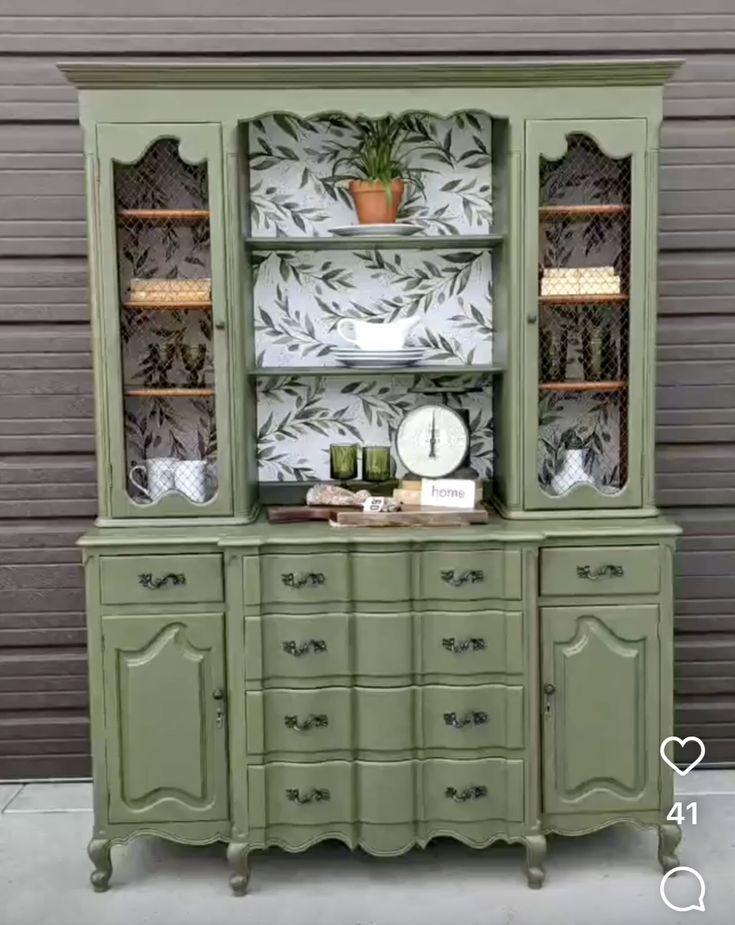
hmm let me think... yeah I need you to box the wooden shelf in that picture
[117,209,210,222]
[123,300,212,311]
[250,365,503,379]
[539,294,628,306]
[125,388,214,398]
[539,204,629,218]
[245,233,504,252]
[539,381,627,393]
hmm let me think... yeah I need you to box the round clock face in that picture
[395,405,469,479]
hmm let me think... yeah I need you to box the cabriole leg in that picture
[88,837,112,892]
[524,835,546,890]
[227,842,250,896]
[658,823,682,873]
[524,834,547,889]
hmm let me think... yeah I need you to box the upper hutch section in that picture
[61,59,679,524]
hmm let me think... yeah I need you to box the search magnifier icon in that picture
[660,867,706,913]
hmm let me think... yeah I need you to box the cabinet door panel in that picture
[542,605,660,814]
[524,119,648,511]
[97,123,232,517]
[103,612,228,823]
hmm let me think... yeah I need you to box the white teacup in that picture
[174,459,209,503]
[337,317,417,351]
[129,457,177,502]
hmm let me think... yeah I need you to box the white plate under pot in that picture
[329,223,423,238]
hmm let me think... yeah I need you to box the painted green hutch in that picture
[61,57,682,894]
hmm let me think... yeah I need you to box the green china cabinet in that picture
[62,57,682,894]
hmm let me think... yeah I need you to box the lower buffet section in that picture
[80,520,681,895]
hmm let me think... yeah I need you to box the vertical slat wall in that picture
[1,1,734,776]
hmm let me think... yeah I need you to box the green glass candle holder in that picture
[329,443,358,481]
[362,445,392,483]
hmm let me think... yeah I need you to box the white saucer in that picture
[329,223,423,238]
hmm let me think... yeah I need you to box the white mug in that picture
[337,317,417,351]
[129,457,177,502]
[174,459,209,503]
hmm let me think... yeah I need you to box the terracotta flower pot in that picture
[348,179,405,225]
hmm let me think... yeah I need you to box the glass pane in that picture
[536,134,631,498]
[114,138,218,505]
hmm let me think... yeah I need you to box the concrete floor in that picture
[1,773,735,925]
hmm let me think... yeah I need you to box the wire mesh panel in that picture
[115,138,218,505]
[536,134,631,498]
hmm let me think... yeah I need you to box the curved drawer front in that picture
[250,761,352,826]
[100,554,223,606]
[422,757,525,823]
[418,549,521,602]
[246,611,523,685]
[540,545,660,597]
[247,613,351,682]
[246,685,524,757]
[245,551,411,608]
[247,758,525,829]
[421,611,524,677]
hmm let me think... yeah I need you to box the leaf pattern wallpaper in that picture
[257,374,494,482]
[248,112,496,481]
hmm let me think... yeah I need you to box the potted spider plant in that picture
[331,116,426,225]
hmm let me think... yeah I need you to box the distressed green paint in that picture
[541,605,660,815]
[66,59,680,894]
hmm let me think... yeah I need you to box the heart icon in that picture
[660,736,706,776]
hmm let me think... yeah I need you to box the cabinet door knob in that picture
[214,319,226,330]
[543,683,556,696]
[213,688,225,701]
[527,312,538,324]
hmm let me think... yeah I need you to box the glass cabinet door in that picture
[97,125,231,517]
[524,120,647,510]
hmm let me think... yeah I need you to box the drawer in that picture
[422,758,525,823]
[246,685,524,756]
[249,761,352,826]
[245,551,412,607]
[422,685,524,750]
[421,611,524,676]
[540,546,660,597]
[250,614,350,682]
[99,554,223,606]
[248,553,348,606]
[417,549,521,601]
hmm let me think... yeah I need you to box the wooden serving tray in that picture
[329,505,491,528]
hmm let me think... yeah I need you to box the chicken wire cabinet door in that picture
[523,120,649,512]
[96,124,232,517]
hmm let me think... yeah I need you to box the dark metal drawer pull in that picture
[441,569,485,587]
[443,710,489,729]
[284,714,329,732]
[282,639,327,657]
[138,572,186,591]
[576,564,624,581]
[282,572,326,589]
[442,636,486,654]
[445,785,487,803]
[285,788,330,805]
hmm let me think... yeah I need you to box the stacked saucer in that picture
[333,346,425,368]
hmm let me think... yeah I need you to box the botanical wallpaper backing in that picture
[248,112,495,480]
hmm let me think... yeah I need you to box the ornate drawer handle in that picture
[441,569,485,587]
[138,572,186,590]
[442,636,486,654]
[445,785,488,803]
[282,639,328,657]
[285,788,330,805]
[576,564,624,581]
[284,714,329,732]
[443,710,489,729]
[282,572,326,589]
